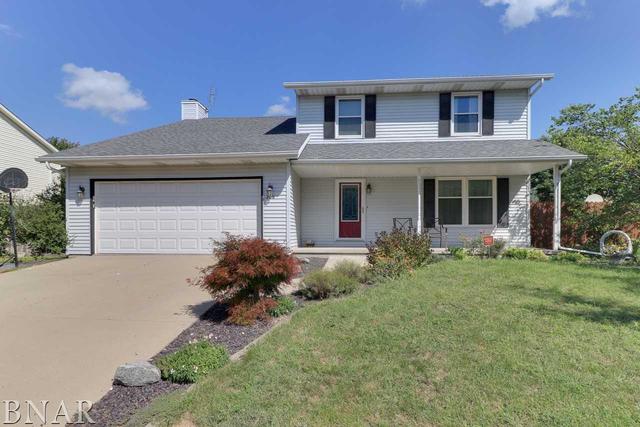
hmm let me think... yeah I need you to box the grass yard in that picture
[132,260,640,426]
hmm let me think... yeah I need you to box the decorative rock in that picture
[113,361,161,387]
[297,257,311,264]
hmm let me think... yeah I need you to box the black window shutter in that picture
[497,178,509,228]
[424,179,436,228]
[324,96,335,139]
[365,94,376,138]
[438,93,451,137]
[482,91,494,136]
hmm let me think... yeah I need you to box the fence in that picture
[530,201,639,249]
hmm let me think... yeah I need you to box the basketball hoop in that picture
[0,168,28,267]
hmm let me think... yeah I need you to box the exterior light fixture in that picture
[77,185,85,198]
[266,184,274,200]
[366,183,372,194]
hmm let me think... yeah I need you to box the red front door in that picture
[339,182,361,238]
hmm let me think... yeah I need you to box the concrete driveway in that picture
[0,255,213,417]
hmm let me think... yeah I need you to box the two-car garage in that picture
[93,179,261,254]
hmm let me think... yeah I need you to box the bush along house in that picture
[38,74,586,255]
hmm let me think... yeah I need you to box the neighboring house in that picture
[1,103,58,196]
[38,75,586,255]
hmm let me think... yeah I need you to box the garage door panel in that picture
[95,180,260,254]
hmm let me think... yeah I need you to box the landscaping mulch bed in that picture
[77,256,328,426]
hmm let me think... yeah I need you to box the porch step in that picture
[293,247,368,255]
[293,247,450,255]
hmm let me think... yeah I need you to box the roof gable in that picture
[0,103,57,153]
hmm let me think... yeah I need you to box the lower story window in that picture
[468,179,493,225]
[438,180,462,225]
[437,178,495,226]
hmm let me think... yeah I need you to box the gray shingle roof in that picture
[296,139,586,162]
[41,116,306,159]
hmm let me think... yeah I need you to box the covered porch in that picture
[290,143,585,250]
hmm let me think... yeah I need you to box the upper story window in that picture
[336,97,363,138]
[452,93,481,135]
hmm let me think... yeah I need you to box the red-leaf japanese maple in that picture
[191,234,300,303]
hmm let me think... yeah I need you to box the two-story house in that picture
[39,74,586,255]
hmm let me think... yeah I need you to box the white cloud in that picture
[482,0,584,29]
[60,63,148,123]
[265,96,294,116]
[0,24,20,37]
[398,0,426,7]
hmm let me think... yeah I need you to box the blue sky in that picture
[0,0,638,144]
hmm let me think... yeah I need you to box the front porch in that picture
[290,158,573,250]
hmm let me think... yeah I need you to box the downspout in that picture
[553,159,573,251]
[45,161,65,174]
[527,78,545,140]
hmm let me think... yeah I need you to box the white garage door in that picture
[95,180,260,254]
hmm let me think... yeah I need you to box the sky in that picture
[0,0,639,145]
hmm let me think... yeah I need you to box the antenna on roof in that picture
[208,85,216,113]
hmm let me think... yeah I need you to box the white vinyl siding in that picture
[493,175,531,247]
[0,112,53,197]
[493,90,529,139]
[65,164,289,255]
[299,175,530,248]
[296,90,529,143]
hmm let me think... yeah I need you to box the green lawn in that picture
[132,260,640,426]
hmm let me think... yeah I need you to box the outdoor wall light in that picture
[77,185,85,198]
[266,184,274,200]
[366,183,372,194]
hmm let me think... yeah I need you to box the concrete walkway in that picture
[0,255,213,420]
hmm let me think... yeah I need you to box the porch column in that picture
[552,164,561,250]
[417,175,423,233]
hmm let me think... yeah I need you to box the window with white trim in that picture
[468,179,493,225]
[336,97,363,137]
[437,178,495,226]
[452,94,480,135]
[438,180,463,225]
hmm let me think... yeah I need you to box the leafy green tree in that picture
[47,136,79,151]
[532,89,640,246]
[36,137,80,216]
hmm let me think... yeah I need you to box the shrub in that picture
[301,270,358,300]
[449,247,467,260]
[332,260,366,283]
[17,201,68,256]
[553,251,587,263]
[268,296,296,317]
[503,247,548,261]
[156,341,229,384]
[633,240,640,264]
[0,199,68,257]
[367,229,432,278]
[461,235,506,258]
[191,234,300,302]
[227,297,278,326]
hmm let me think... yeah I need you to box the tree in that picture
[36,137,80,216]
[532,89,640,246]
[47,136,79,151]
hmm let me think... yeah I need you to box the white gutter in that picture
[293,155,587,165]
[37,150,301,164]
[284,73,555,89]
